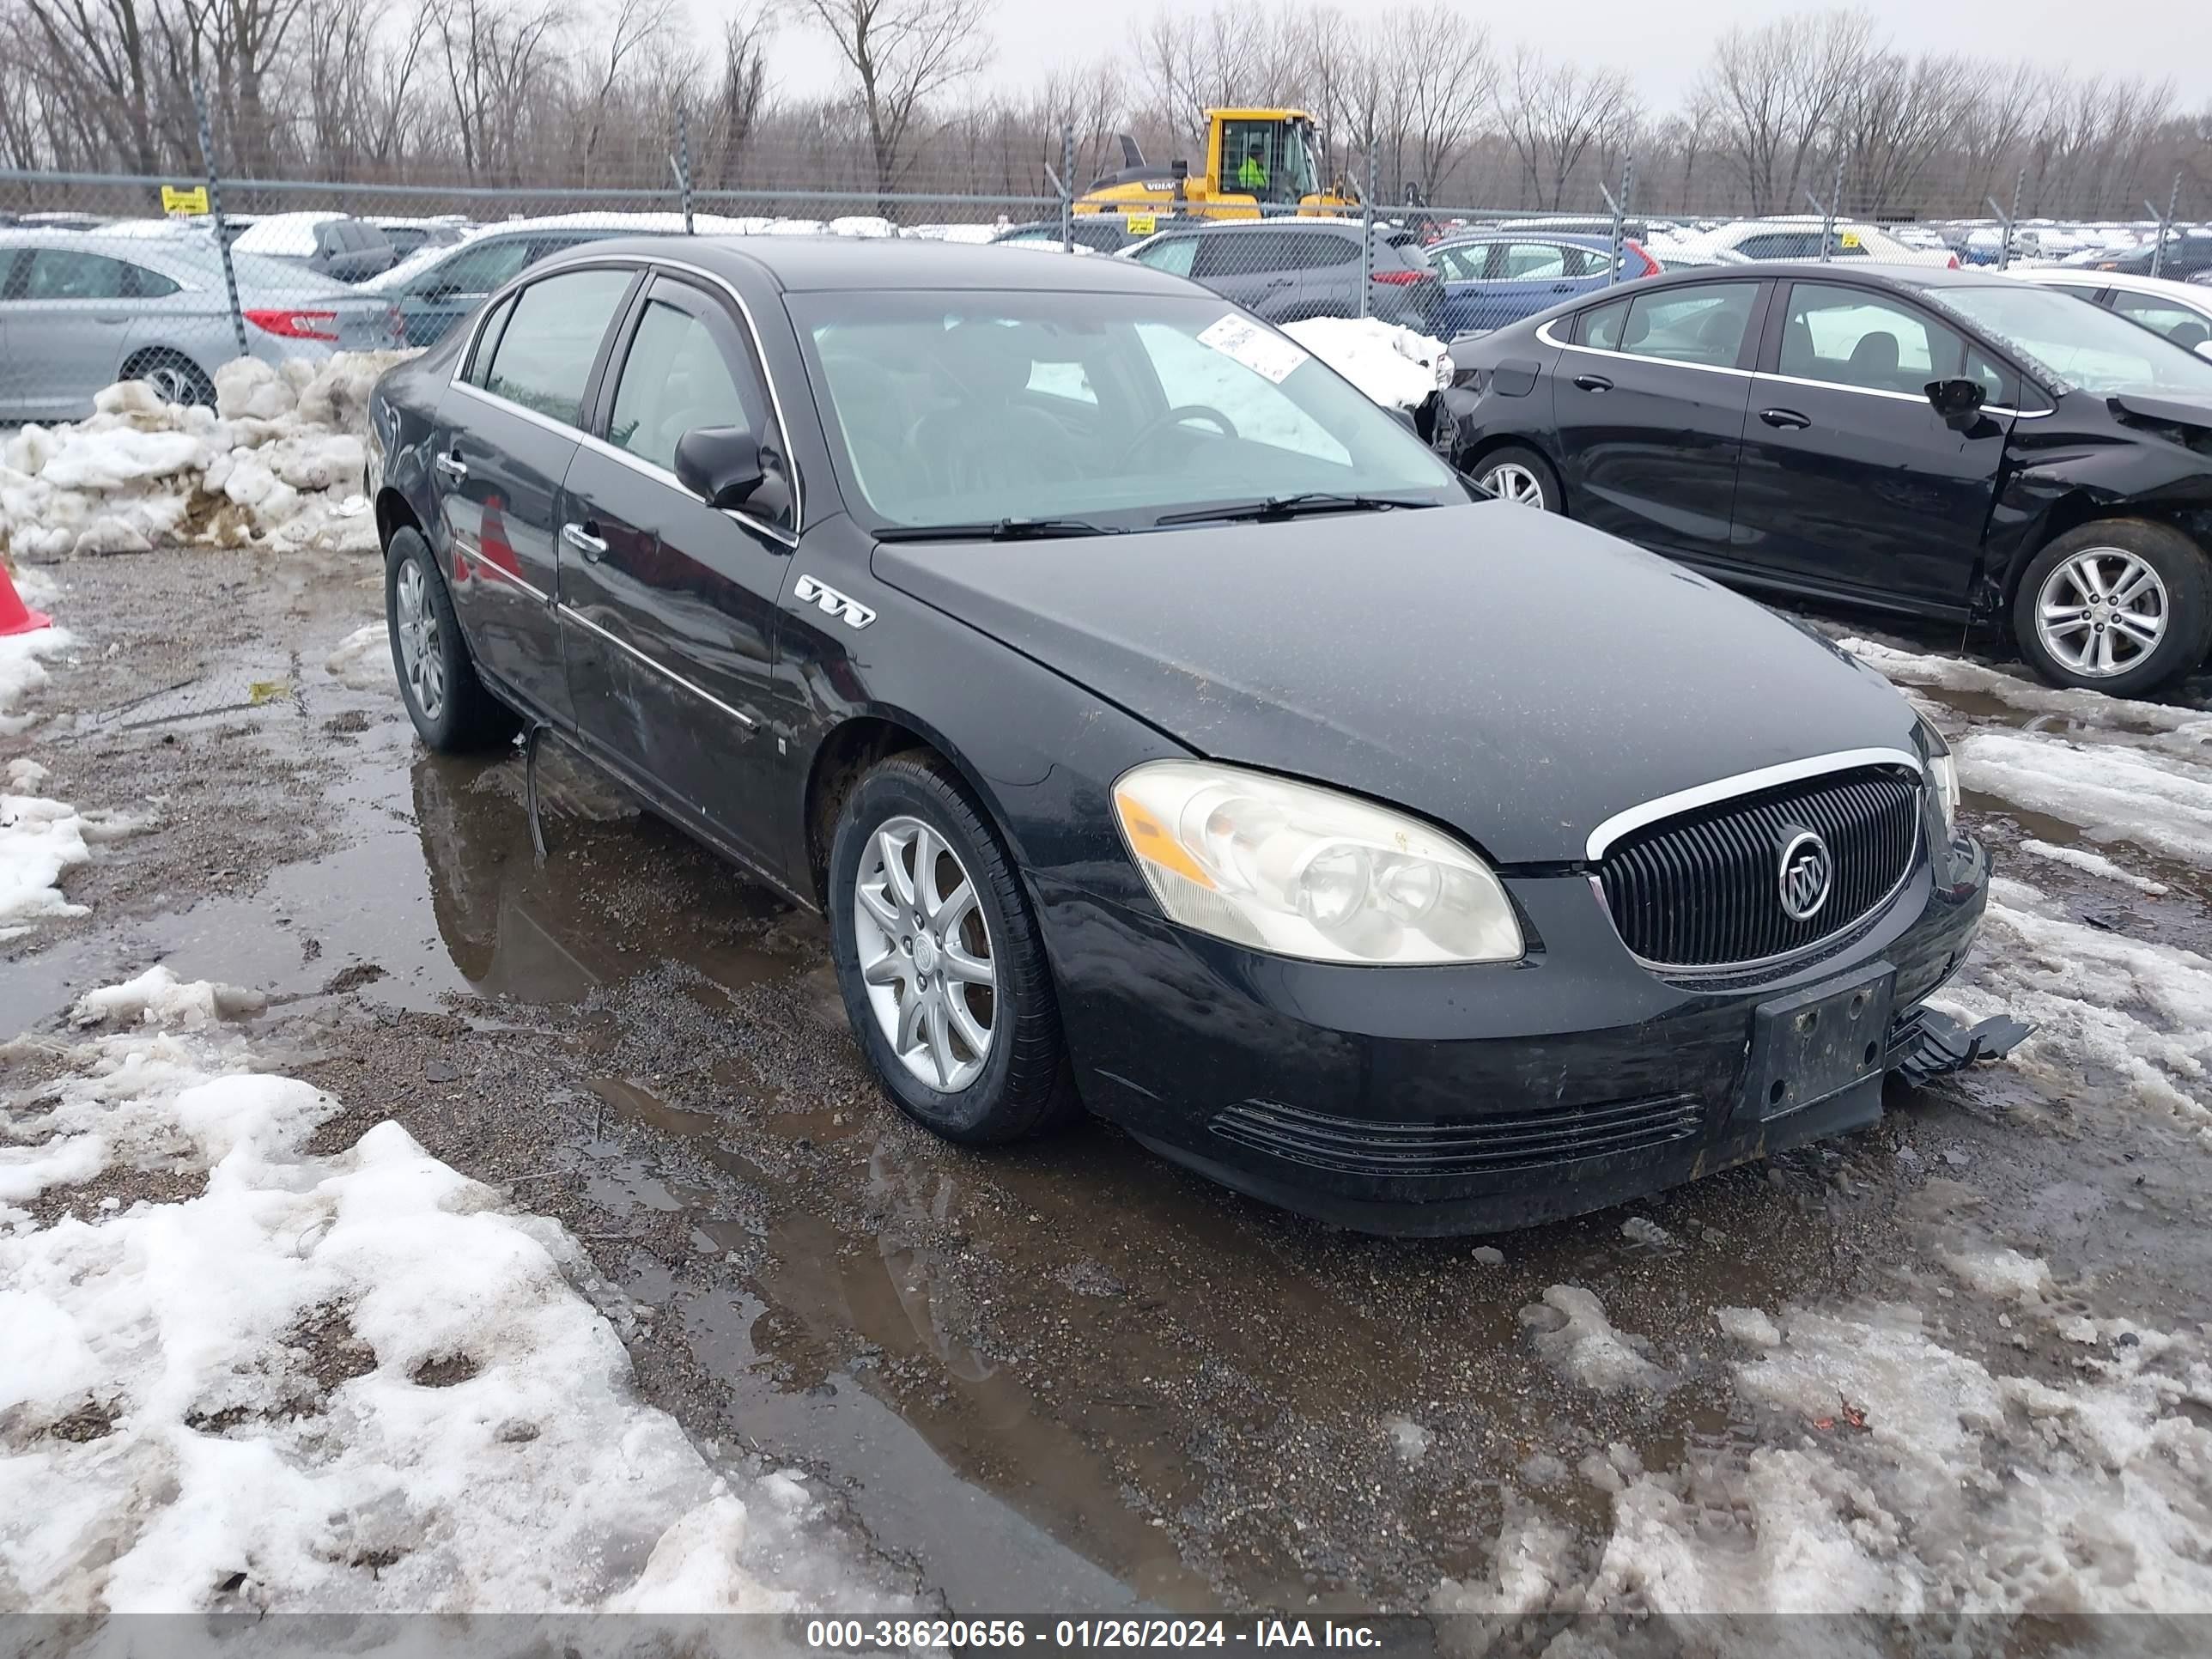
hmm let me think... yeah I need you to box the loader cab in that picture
[1212,112,1323,209]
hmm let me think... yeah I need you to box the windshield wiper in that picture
[874,517,1124,543]
[1152,493,1440,528]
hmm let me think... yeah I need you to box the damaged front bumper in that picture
[1888,1006,2033,1088]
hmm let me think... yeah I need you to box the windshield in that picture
[1927,283,2212,398]
[791,290,1463,532]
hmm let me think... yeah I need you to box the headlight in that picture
[1920,718,1960,841]
[1433,351,1455,388]
[1111,760,1522,965]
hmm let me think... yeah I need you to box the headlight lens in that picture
[1111,760,1522,965]
[1920,719,1960,840]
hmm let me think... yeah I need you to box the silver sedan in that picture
[0,228,404,421]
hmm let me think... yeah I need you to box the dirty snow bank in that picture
[1283,317,1448,410]
[0,973,905,1618]
[0,622,76,737]
[0,352,410,562]
[1442,1289,2212,1619]
[326,623,398,694]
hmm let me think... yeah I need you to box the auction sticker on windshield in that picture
[1198,314,1310,384]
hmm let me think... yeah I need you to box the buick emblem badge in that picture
[1778,830,1832,923]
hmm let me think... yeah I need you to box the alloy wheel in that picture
[2035,547,2168,678]
[854,815,996,1091]
[144,362,198,405]
[395,558,447,720]
[1481,462,1545,507]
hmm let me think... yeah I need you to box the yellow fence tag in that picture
[161,185,210,215]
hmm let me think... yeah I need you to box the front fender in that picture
[1980,420,2212,612]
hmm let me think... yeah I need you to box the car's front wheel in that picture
[827,751,1078,1144]
[2013,520,2212,696]
[1473,445,1563,513]
[385,526,517,751]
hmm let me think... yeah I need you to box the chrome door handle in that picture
[562,521,607,560]
[1759,407,1812,429]
[434,453,469,480]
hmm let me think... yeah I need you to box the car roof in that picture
[1433,231,1620,251]
[2008,266,2212,305]
[1617,260,1998,291]
[562,234,1206,294]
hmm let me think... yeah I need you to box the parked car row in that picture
[366,234,2001,1237]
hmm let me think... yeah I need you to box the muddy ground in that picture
[8,546,2212,1617]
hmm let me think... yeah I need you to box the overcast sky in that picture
[750,0,2209,111]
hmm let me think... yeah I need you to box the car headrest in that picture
[940,323,1036,399]
[1848,331,1899,376]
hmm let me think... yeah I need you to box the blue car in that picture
[1427,233,1657,337]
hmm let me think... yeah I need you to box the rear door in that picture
[1726,278,2013,609]
[1,247,142,420]
[433,262,641,726]
[1550,278,1765,561]
[1193,228,1299,318]
[558,270,794,866]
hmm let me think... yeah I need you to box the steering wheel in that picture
[1121,404,1240,464]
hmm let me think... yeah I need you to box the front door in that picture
[1727,279,2012,611]
[558,271,795,869]
[0,247,142,420]
[1550,278,1765,561]
[432,263,641,726]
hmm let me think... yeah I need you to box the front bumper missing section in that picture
[1889,1007,2033,1088]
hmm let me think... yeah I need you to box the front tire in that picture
[827,752,1078,1145]
[385,526,517,751]
[2013,520,2212,696]
[123,348,216,410]
[1473,445,1563,513]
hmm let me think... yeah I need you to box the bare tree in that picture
[576,0,675,181]
[795,0,991,203]
[710,0,775,189]
[1388,10,1494,201]
[1496,46,1638,210]
[1699,9,1873,214]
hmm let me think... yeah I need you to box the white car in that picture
[1667,218,1958,268]
[2003,266,2212,360]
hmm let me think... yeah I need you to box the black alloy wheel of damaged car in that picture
[362,234,2017,1236]
[1431,260,2212,694]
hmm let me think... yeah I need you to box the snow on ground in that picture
[0,621,75,737]
[1841,636,2212,738]
[2017,836,2169,896]
[326,623,398,695]
[0,352,408,564]
[1281,317,1449,410]
[1442,1282,2212,1620]
[0,973,904,1619]
[1954,731,2212,866]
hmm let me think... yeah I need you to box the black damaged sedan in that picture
[367,237,1996,1236]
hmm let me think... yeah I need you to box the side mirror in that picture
[674,424,764,509]
[1925,377,1987,429]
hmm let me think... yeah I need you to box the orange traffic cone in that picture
[0,563,52,636]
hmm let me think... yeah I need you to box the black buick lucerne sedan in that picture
[1433,263,2212,698]
[368,237,1996,1235]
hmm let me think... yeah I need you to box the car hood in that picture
[872,505,1920,865]
[2107,392,2212,434]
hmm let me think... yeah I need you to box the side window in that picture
[1431,246,1484,282]
[1294,233,1358,270]
[481,267,635,426]
[1555,246,1595,278]
[1618,283,1758,367]
[1131,237,1198,277]
[464,294,518,388]
[1195,233,1285,279]
[1778,282,1967,395]
[1738,232,1816,260]
[422,238,537,299]
[1579,295,1631,349]
[1498,242,1570,280]
[130,264,179,298]
[2110,290,2211,350]
[12,250,134,300]
[605,286,772,485]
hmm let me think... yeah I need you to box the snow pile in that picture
[1520,1285,1669,1395]
[2017,836,2169,896]
[1955,731,2212,866]
[0,972,904,1617]
[1841,635,2212,737]
[0,620,75,736]
[1438,1291,2212,1619]
[1283,316,1448,410]
[0,352,412,562]
[326,623,398,694]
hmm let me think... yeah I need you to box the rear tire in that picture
[385,526,517,752]
[2012,520,2212,697]
[1473,445,1563,514]
[827,751,1079,1145]
[122,348,215,410]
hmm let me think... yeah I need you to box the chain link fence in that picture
[1,107,2208,423]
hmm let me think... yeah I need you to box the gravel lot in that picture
[7,546,2212,1623]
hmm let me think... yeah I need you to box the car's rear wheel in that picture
[1474,445,1563,513]
[2013,520,2212,696]
[122,348,215,409]
[385,526,517,751]
[827,751,1078,1145]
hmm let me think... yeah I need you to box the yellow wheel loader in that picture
[1073,110,1360,227]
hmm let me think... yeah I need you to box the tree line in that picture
[2,0,2205,223]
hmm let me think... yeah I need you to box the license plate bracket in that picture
[1741,963,1895,1123]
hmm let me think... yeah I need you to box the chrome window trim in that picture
[556,601,759,730]
[446,253,802,543]
[1584,747,1925,861]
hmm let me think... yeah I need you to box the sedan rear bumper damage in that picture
[1042,837,2002,1237]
